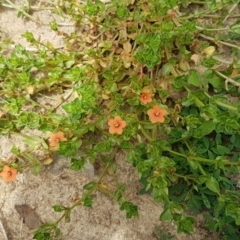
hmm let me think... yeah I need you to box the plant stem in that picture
[98,185,116,199]
[202,14,240,19]
[2,0,40,22]
[214,70,240,91]
[55,162,111,225]
[164,148,240,166]
[222,1,240,23]
[196,26,229,31]
[152,125,157,141]
[140,125,153,142]
[196,162,207,175]
[198,33,240,50]
[203,91,238,111]
[174,173,196,180]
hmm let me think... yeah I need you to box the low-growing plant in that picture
[1,0,240,239]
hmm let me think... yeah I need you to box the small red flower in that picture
[147,105,167,123]
[0,165,17,182]
[108,116,127,135]
[49,131,67,147]
[140,93,152,105]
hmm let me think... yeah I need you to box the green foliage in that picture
[120,201,139,219]
[1,0,240,239]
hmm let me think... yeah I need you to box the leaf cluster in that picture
[1,0,240,239]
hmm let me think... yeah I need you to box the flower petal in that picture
[109,127,117,134]
[108,119,115,127]
[150,118,157,123]
[114,116,122,122]
[7,174,16,182]
[0,166,17,182]
[115,127,123,134]
[10,168,17,175]
[108,116,126,135]
[121,120,127,128]
[56,131,64,139]
[49,141,58,147]
[2,165,11,172]
[152,105,160,111]
[140,93,152,105]
[50,133,57,140]
[147,109,154,117]
[159,108,167,116]
[147,105,167,123]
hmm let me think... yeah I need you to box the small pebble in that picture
[15,204,42,229]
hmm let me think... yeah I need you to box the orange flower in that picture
[0,165,17,182]
[147,105,167,123]
[140,93,152,105]
[108,116,127,135]
[49,131,67,147]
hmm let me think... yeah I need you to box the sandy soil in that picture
[0,2,220,240]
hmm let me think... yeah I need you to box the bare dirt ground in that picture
[0,3,220,240]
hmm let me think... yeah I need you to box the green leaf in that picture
[208,150,215,159]
[173,75,186,89]
[187,158,198,170]
[33,224,55,240]
[230,135,236,144]
[177,216,195,234]
[114,184,126,202]
[162,63,171,76]
[216,133,222,145]
[70,157,86,170]
[225,202,238,217]
[62,98,83,120]
[193,121,215,138]
[83,195,93,208]
[188,69,202,87]
[54,228,61,237]
[11,145,20,154]
[185,114,201,128]
[201,194,211,209]
[32,162,42,175]
[64,60,75,69]
[202,137,209,149]
[201,105,219,119]
[188,194,202,213]
[120,141,132,149]
[216,145,230,155]
[134,47,161,69]
[33,232,53,240]
[93,141,112,152]
[22,31,36,43]
[84,0,100,17]
[120,201,138,219]
[59,140,82,157]
[52,205,64,212]
[204,69,223,89]
[17,112,41,128]
[116,5,130,19]
[152,187,167,203]
[160,208,172,221]
[49,21,58,31]
[83,181,97,190]
[231,23,240,35]
[63,67,83,81]
[205,177,220,194]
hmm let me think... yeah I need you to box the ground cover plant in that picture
[1,0,240,239]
